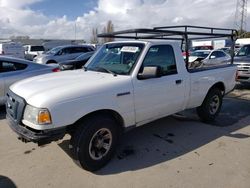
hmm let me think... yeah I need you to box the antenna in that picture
[234,0,248,37]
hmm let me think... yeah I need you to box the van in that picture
[0,42,25,59]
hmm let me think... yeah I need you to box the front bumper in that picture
[237,71,250,83]
[7,114,66,146]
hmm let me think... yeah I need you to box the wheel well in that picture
[70,109,125,133]
[209,82,225,95]
[46,60,57,64]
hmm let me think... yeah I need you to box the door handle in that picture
[175,79,182,85]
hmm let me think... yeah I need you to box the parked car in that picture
[7,38,236,171]
[24,45,45,61]
[188,50,230,69]
[0,56,60,105]
[34,45,95,64]
[234,44,250,83]
[59,51,95,71]
[202,50,231,65]
[0,42,24,59]
[183,45,213,58]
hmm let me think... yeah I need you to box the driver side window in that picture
[141,45,177,76]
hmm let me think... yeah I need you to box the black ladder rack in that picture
[97,25,238,65]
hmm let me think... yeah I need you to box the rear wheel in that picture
[71,114,119,172]
[196,88,223,122]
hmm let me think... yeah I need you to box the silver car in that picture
[0,56,59,105]
[202,50,231,65]
[34,45,95,64]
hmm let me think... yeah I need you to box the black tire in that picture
[196,88,223,122]
[71,114,119,172]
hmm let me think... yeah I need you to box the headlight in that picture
[23,105,52,125]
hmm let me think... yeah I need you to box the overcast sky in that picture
[0,0,249,42]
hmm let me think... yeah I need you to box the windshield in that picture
[190,51,210,58]
[46,46,62,54]
[86,43,144,75]
[236,45,250,57]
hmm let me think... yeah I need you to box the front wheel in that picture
[196,88,223,122]
[71,115,119,172]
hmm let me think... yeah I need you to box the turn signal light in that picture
[38,110,52,125]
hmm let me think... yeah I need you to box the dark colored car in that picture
[59,51,95,71]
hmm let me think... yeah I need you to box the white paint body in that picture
[236,38,250,46]
[9,41,237,131]
[0,42,24,59]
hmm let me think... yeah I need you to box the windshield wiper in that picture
[94,66,117,76]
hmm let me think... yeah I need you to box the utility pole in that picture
[74,22,77,40]
[234,0,248,37]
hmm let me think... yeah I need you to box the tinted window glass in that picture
[236,45,250,56]
[59,48,71,55]
[30,46,45,51]
[142,45,177,76]
[217,51,226,58]
[210,51,218,58]
[0,61,27,73]
[71,47,89,53]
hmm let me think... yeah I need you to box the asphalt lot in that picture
[0,83,250,188]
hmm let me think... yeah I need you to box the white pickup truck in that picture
[6,27,237,171]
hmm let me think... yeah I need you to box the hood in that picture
[10,70,131,108]
[234,56,250,63]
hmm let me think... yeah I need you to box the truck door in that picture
[133,45,186,124]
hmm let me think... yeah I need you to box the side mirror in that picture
[137,66,162,80]
[210,55,216,59]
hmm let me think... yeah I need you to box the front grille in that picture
[6,90,26,124]
[235,63,250,72]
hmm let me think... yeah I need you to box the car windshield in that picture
[86,43,144,75]
[190,51,210,58]
[236,45,250,57]
[46,47,62,54]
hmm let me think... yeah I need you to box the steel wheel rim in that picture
[209,95,220,115]
[89,128,112,160]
